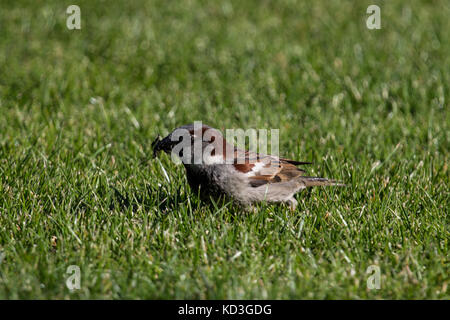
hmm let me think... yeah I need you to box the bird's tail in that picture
[301,176,346,187]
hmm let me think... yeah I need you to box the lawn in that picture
[0,0,448,299]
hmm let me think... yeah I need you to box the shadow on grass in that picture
[109,185,182,214]
[108,184,256,218]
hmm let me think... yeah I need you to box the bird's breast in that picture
[184,164,239,196]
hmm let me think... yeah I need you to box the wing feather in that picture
[231,150,310,187]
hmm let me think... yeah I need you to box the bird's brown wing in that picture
[232,151,309,187]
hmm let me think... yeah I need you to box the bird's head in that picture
[152,123,229,164]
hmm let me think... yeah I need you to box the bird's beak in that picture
[152,134,174,158]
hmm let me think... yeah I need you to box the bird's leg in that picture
[287,198,298,211]
[247,205,259,214]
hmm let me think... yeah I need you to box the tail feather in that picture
[301,176,346,187]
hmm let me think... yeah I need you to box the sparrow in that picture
[152,124,343,210]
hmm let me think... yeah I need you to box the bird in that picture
[152,123,344,211]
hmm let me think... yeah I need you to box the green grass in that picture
[0,0,448,299]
